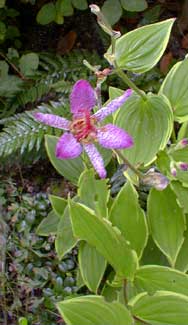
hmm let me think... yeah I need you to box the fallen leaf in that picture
[57,31,77,55]
[160,52,173,74]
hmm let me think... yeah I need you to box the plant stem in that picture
[123,279,127,305]
[111,36,116,56]
[114,149,144,179]
[114,67,147,100]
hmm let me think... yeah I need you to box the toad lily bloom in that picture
[34,80,133,178]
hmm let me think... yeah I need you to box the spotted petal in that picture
[84,143,106,179]
[97,124,133,149]
[70,80,96,117]
[34,113,70,130]
[93,89,132,121]
[56,133,82,159]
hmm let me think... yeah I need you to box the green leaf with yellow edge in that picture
[109,181,148,259]
[49,194,67,217]
[110,18,175,73]
[171,181,188,214]
[79,242,106,293]
[129,291,188,325]
[36,210,59,236]
[160,57,188,122]
[177,121,188,140]
[69,200,138,278]
[78,169,110,218]
[134,265,188,296]
[55,205,78,259]
[170,146,188,163]
[114,92,173,166]
[57,295,133,325]
[45,135,84,185]
[147,186,186,267]
[175,225,188,273]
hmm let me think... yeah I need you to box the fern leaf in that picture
[0,100,67,160]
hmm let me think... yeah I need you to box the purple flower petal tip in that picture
[99,169,107,179]
[55,133,82,159]
[125,88,133,97]
[84,143,107,179]
[93,88,132,122]
[70,79,96,116]
[33,112,70,130]
[97,124,133,150]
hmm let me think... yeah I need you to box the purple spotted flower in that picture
[34,80,133,178]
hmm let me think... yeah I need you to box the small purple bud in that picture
[170,161,177,177]
[181,138,188,146]
[177,162,188,171]
[175,138,188,149]
[170,167,177,177]
[142,171,169,191]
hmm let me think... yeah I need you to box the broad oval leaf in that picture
[69,200,138,279]
[147,186,186,267]
[71,0,87,10]
[112,18,175,73]
[36,2,56,25]
[120,0,147,12]
[45,135,84,185]
[57,295,133,325]
[109,181,148,258]
[134,265,188,296]
[79,242,106,293]
[114,92,173,166]
[102,0,122,26]
[129,291,188,325]
[160,57,188,122]
[19,53,39,77]
[56,0,73,16]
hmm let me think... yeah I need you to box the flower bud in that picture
[175,138,188,149]
[177,162,188,171]
[89,4,121,38]
[170,161,177,177]
[170,166,177,177]
[141,171,169,191]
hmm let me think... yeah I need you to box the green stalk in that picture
[114,149,144,179]
[114,67,147,100]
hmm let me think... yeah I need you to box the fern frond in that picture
[0,100,68,160]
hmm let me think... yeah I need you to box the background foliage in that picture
[1,0,188,324]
